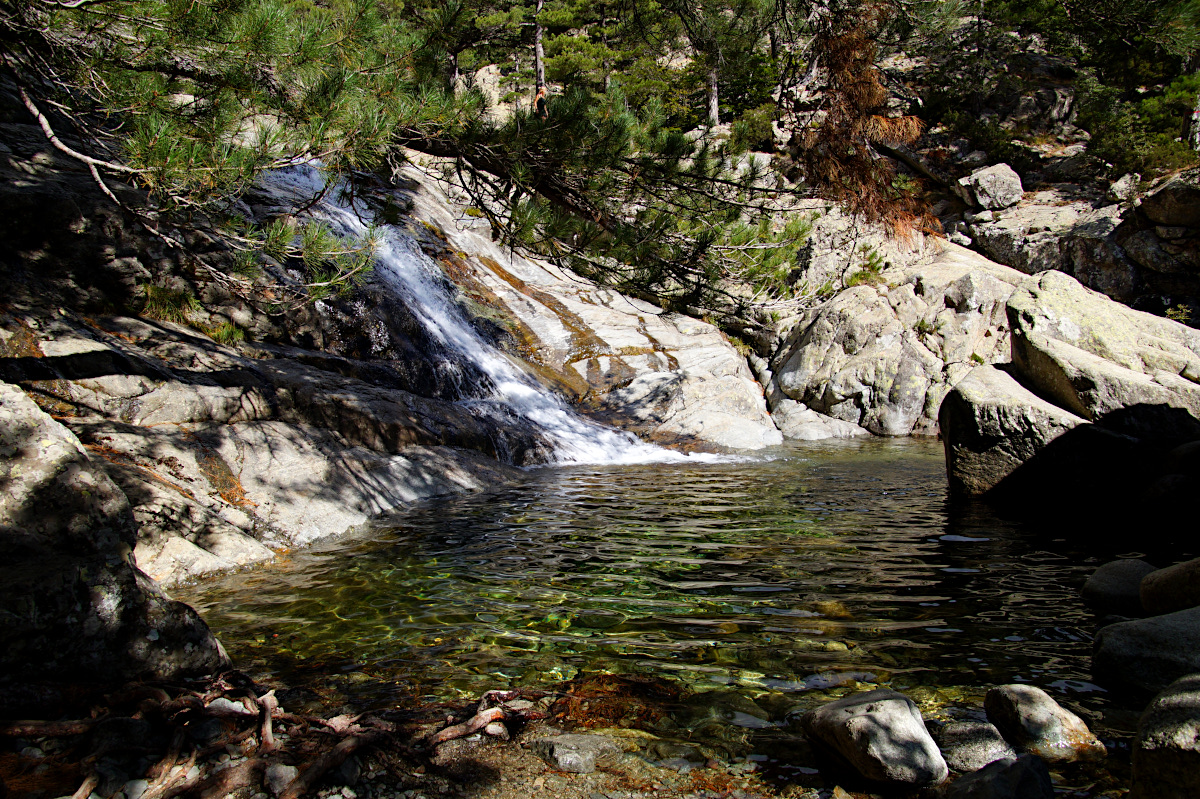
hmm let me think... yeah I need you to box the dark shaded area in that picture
[978,403,1200,537]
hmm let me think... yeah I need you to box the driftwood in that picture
[258,690,279,753]
[425,689,547,747]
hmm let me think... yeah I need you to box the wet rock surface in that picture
[984,685,1105,764]
[1083,559,1158,616]
[399,166,782,451]
[1093,607,1200,695]
[800,689,948,787]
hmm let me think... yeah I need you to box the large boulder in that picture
[1093,607,1200,695]
[984,685,1105,763]
[1130,673,1200,799]
[1006,271,1200,427]
[960,164,1025,210]
[1141,558,1200,616]
[800,689,948,787]
[0,381,228,681]
[1140,168,1200,229]
[772,244,1024,437]
[938,365,1085,496]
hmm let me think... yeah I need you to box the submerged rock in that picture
[1093,607,1200,695]
[1141,558,1200,615]
[941,754,1055,799]
[1082,559,1158,616]
[800,689,948,787]
[1131,673,1200,799]
[934,721,1018,773]
[984,685,1105,763]
[529,733,621,773]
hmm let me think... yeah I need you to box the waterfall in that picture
[260,165,715,466]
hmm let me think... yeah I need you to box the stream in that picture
[179,437,1144,795]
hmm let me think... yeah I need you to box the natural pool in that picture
[179,438,1144,794]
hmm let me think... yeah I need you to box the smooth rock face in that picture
[529,734,621,774]
[1093,607,1200,695]
[934,722,1018,774]
[0,381,228,681]
[772,244,1025,437]
[1006,271,1200,425]
[1083,559,1158,616]
[801,689,948,787]
[1131,673,1200,799]
[984,685,1105,763]
[938,365,1085,495]
[404,170,782,451]
[1141,558,1200,616]
[960,164,1024,210]
[941,754,1055,799]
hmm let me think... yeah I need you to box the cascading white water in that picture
[262,165,716,466]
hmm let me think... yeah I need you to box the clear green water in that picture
[179,439,1141,790]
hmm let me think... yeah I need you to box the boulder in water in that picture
[1082,559,1158,616]
[984,684,1105,763]
[1093,607,1200,695]
[1141,558,1200,615]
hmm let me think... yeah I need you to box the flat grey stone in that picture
[530,734,621,774]
[935,721,1017,773]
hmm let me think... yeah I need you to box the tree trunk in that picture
[533,0,547,117]
[706,65,719,127]
[1190,85,1200,152]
